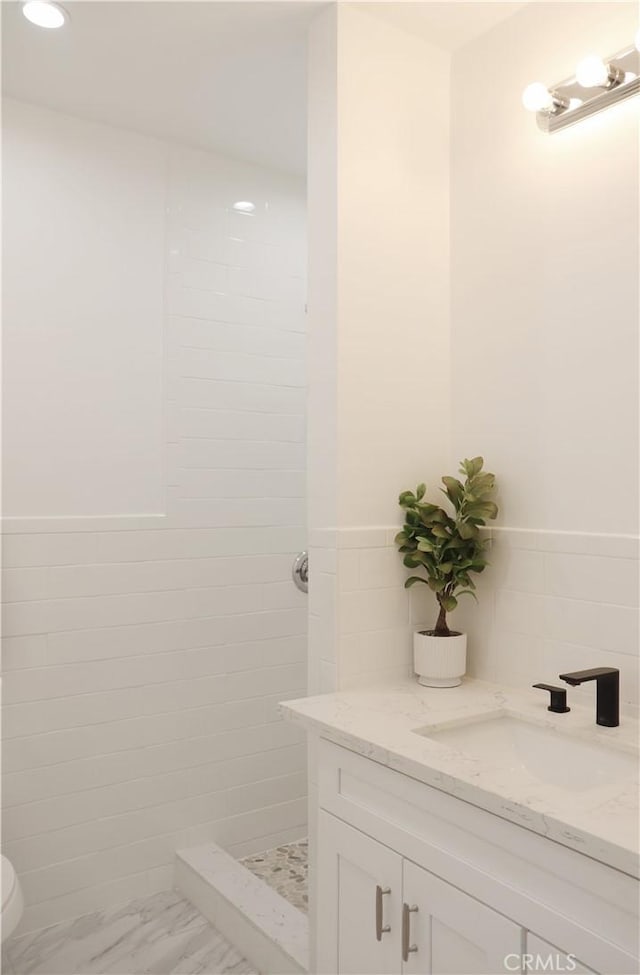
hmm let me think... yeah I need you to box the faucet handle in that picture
[533,683,570,714]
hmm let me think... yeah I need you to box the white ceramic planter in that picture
[413,629,467,687]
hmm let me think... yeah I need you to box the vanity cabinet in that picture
[314,739,639,975]
[402,859,522,975]
[318,811,522,974]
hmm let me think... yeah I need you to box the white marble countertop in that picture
[281,678,640,877]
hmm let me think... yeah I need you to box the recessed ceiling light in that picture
[21,1,68,29]
[232,201,255,213]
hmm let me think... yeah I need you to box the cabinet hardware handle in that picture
[402,903,418,962]
[375,885,391,941]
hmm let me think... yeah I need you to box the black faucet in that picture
[559,668,620,727]
[533,683,570,713]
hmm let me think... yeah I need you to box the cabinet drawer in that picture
[318,738,639,973]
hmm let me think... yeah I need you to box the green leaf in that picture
[416,538,434,552]
[403,554,423,568]
[399,490,416,507]
[461,456,484,479]
[466,502,498,521]
[396,458,497,607]
[441,476,464,510]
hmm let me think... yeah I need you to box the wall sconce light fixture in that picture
[523,42,639,132]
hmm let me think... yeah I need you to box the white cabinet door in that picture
[402,859,524,975]
[317,810,403,974]
[526,934,599,974]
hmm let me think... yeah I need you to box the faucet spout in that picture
[559,668,619,727]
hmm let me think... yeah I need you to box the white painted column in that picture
[307,4,451,696]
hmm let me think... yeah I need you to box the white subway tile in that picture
[3,138,308,924]
[169,316,305,359]
[1,533,99,568]
[176,377,305,414]
[3,693,290,774]
[179,347,303,387]
[168,498,305,528]
[3,674,229,739]
[359,546,405,591]
[176,407,304,444]
[3,554,293,605]
[2,583,263,637]
[262,581,307,611]
[339,588,409,634]
[95,526,305,562]
[0,635,48,670]
[490,545,545,594]
[41,609,306,667]
[319,660,337,693]
[310,547,336,574]
[2,645,230,705]
[337,527,389,549]
[176,438,305,472]
[494,590,547,637]
[5,743,305,861]
[167,283,267,327]
[543,595,639,656]
[337,549,360,591]
[176,469,305,500]
[545,552,639,607]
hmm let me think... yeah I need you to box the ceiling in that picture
[2,1,320,174]
[3,1,526,175]
[363,2,525,52]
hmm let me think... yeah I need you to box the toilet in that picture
[1,856,24,943]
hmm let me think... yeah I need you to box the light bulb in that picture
[575,54,609,88]
[232,201,255,213]
[21,0,67,28]
[522,82,553,112]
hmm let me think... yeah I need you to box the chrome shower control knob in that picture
[292,551,309,593]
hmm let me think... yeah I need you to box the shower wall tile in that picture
[2,136,307,933]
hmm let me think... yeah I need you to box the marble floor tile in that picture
[240,839,308,914]
[4,889,257,975]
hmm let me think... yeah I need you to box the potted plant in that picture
[395,457,498,687]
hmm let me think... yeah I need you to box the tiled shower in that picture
[2,98,308,937]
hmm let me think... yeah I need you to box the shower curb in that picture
[175,843,308,974]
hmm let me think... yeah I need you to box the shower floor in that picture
[240,839,308,914]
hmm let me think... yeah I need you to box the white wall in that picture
[451,2,639,535]
[336,4,451,528]
[2,102,308,933]
[2,99,166,517]
[307,4,451,695]
[306,2,639,715]
[448,0,640,711]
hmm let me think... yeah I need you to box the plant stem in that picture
[434,599,450,636]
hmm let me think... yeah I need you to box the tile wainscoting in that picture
[308,526,639,715]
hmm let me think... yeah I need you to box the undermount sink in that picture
[415,715,638,792]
